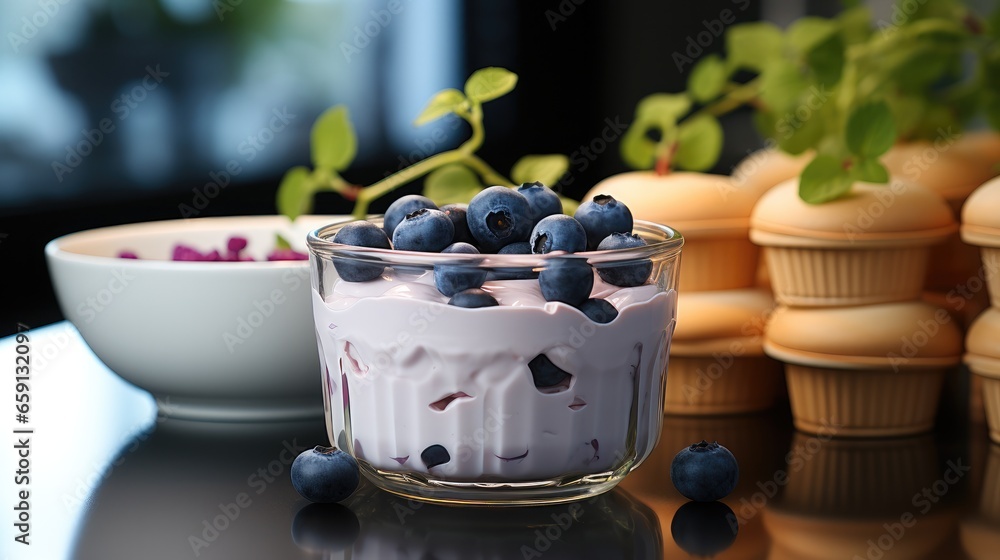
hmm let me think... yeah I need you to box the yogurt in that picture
[313,271,675,481]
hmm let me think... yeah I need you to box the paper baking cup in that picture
[785,364,946,437]
[981,248,1000,308]
[977,374,1000,445]
[765,246,929,307]
[680,237,759,291]
[664,356,781,415]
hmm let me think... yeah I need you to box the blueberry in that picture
[530,215,587,254]
[434,242,486,297]
[539,258,593,306]
[574,194,634,250]
[489,242,537,280]
[290,446,360,503]
[440,203,475,245]
[670,501,738,557]
[579,298,618,323]
[421,444,451,468]
[595,233,653,287]
[670,441,739,502]
[392,208,455,252]
[467,186,533,252]
[383,194,437,239]
[448,288,499,308]
[292,503,361,553]
[332,221,392,282]
[528,354,571,389]
[517,181,563,228]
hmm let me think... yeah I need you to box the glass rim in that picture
[307,216,683,267]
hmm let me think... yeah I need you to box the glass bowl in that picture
[307,217,683,505]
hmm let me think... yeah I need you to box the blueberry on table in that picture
[530,214,587,254]
[539,258,594,306]
[332,221,392,282]
[392,208,455,252]
[670,501,738,557]
[517,181,563,228]
[574,194,634,250]
[434,242,487,297]
[440,203,475,245]
[448,288,500,308]
[383,194,437,238]
[467,186,533,252]
[595,233,653,287]
[670,440,739,502]
[290,446,360,503]
[579,298,618,323]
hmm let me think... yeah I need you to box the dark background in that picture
[0,0,846,337]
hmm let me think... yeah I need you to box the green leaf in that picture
[423,164,483,206]
[558,196,580,216]
[511,154,570,187]
[311,106,357,171]
[850,157,890,183]
[838,6,872,44]
[799,154,854,204]
[758,61,809,113]
[688,55,728,103]
[276,166,314,221]
[619,93,690,170]
[414,88,466,126]
[777,106,827,155]
[674,115,723,171]
[620,125,660,170]
[805,33,845,85]
[635,93,692,127]
[845,102,897,157]
[787,17,839,54]
[464,67,518,103]
[726,22,785,72]
[275,233,292,250]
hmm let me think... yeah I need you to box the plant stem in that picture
[464,154,513,186]
[350,103,489,219]
[691,78,761,120]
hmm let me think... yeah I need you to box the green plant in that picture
[276,67,578,221]
[620,0,1000,203]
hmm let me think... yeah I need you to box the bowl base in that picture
[153,394,324,422]
[358,461,626,507]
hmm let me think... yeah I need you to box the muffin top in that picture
[750,178,956,248]
[966,307,1000,377]
[881,140,997,203]
[765,303,962,369]
[672,288,774,356]
[961,176,1000,248]
[584,171,757,239]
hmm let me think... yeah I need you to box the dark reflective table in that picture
[2,323,992,559]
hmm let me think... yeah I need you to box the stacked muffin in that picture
[586,171,782,415]
[962,176,1000,443]
[751,178,964,437]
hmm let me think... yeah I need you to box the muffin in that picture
[730,149,811,289]
[954,131,1000,169]
[965,308,1000,444]
[750,178,956,307]
[962,175,1000,309]
[883,139,998,292]
[765,303,963,437]
[585,171,759,291]
[665,288,783,415]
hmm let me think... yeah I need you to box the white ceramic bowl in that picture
[45,215,349,421]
